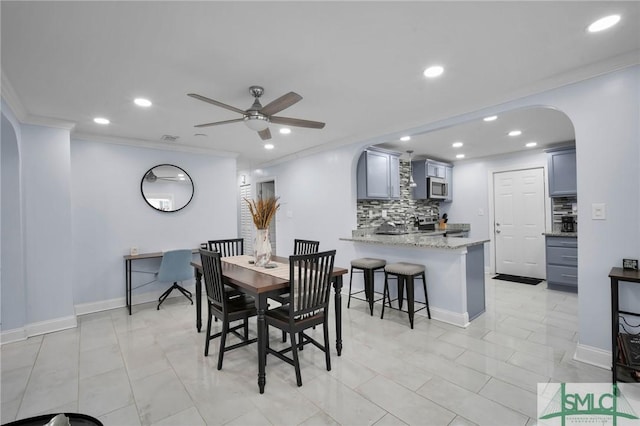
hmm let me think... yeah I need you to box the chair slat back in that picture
[208,238,244,257]
[200,249,227,310]
[289,250,336,318]
[293,239,320,255]
[157,249,193,283]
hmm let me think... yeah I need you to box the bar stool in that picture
[381,262,430,329]
[348,258,386,315]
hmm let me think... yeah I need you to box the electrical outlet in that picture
[478,208,484,216]
[592,203,606,220]
[130,247,138,256]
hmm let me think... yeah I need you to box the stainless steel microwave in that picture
[427,177,448,200]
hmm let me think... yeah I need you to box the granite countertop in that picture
[340,233,489,250]
[543,231,578,238]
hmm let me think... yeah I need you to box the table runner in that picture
[221,255,291,280]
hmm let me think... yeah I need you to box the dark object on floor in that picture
[4,413,103,426]
[492,274,542,285]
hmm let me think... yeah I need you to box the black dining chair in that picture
[265,250,336,386]
[293,239,320,255]
[200,249,257,370]
[208,238,244,257]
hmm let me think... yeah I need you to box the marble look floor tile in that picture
[448,416,479,426]
[356,375,456,426]
[224,408,275,426]
[0,338,41,371]
[1,399,20,424]
[404,351,490,393]
[479,377,538,418]
[326,353,378,390]
[17,367,78,419]
[98,404,142,426]
[417,376,528,426]
[482,331,562,363]
[79,343,125,380]
[151,406,205,426]
[79,367,134,417]
[121,344,172,381]
[298,410,341,426]
[437,331,515,362]
[1,365,31,404]
[248,375,321,425]
[455,350,549,393]
[130,368,194,426]
[371,413,408,425]
[300,373,387,426]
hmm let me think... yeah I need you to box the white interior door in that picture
[257,180,277,255]
[494,168,546,278]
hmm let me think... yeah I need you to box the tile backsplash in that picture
[357,159,440,228]
[552,196,578,232]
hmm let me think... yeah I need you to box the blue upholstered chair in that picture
[156,249,194,310]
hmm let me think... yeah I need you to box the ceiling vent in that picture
[161,134,179,142]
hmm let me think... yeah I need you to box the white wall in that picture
[252,66,639,361]
[70,139,238,306]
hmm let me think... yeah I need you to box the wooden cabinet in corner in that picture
[356,148,401,200]
[547,146,576,197]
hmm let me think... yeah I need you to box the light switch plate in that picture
[592,203,606,220]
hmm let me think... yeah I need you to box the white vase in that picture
[254,228,272,267]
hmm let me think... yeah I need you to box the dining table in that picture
[191,254,347,394]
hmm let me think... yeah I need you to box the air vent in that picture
[161,135,179,142]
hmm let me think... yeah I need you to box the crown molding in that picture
[1,70,28,122]
[73,132,239,158]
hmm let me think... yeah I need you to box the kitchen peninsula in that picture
[340,231,489,327]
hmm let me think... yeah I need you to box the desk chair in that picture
[156,249,194,310]
[208,238,244,257]
[200,249,257,370]
[265,250,336,386]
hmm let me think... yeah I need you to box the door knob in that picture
[496,229,501,234]
[496,223,500,226]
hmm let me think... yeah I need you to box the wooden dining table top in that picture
[191,255,347,296]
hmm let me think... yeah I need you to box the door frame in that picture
[486,161,552,275]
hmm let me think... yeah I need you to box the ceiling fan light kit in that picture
[188,86,325,141]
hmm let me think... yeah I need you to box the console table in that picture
[609,267,640,383]
[124,249,199,315]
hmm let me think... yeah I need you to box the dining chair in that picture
[293,239,320,255]
[265,249,336,386]
[156,249,194,310]
[199,249,257,370]
[208,238,244,257]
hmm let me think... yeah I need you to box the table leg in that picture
[126,259,132,315]
[194,267,202,332]
[257,294,267,393]
[333,275,343,356]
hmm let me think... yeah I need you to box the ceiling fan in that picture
[144,170,188,182]
[188,86,325,140]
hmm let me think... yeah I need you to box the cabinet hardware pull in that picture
[561,256,578,259]
[561,274,577,278]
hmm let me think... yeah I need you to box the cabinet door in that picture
[444,165,453,202]
[365,151,391,198]
[548,149,577,197]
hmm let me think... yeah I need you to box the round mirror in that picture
[140,164,194,212]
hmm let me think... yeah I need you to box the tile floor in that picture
[2,276,611,425]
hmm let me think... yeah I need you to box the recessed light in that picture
[452,142,463,148]
[508,130,522,137]
[400,136,411,142]
[279,128,291,135]
[423,65,444,78]
[456,154,465,159]
[588,14,621,33]
[264,143,274,150]
[483,115,498,122]
[134,98,152,107]
[93,117,110,125]
[526,142,538,148]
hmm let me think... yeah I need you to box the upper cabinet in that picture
[411,159,453,202]
[357,148,401,200]
[547,147,577,197]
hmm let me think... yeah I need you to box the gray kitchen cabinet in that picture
[411,159,453,201]
[547,147,576,197]
[545,236,578,292]
[357,148,401,200]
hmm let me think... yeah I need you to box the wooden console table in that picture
[123,249,199,315]
[609,267,640,383]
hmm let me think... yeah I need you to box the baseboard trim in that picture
[26,315,77,339]
[0,327,28,345]
[418,307,470,328]
[574,343,611,370]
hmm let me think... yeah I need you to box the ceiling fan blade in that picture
[260,92,302,116]
[194,118,244,128]
[270,116,325,129]
[258,128,272,140]
[187,93,246,115]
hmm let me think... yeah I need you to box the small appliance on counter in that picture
[561,215,576,233]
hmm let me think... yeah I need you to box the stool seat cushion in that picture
[385,262,425,276]
[351,258,386,269]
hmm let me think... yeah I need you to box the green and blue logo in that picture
[538,383,640,425]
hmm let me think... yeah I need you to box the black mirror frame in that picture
[140,164,194,213]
